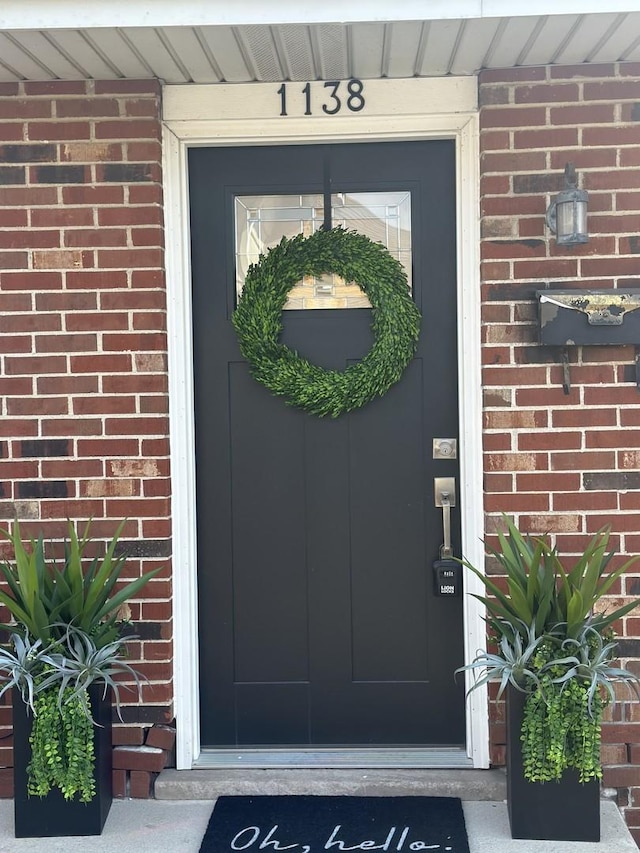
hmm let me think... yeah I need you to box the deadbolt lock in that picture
[433,438,457,460]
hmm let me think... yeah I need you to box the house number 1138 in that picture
[277,80,366,116]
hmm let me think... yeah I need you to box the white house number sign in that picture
[277,80,366,116]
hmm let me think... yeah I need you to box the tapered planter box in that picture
[13,686,113,837]
[506,687,600,842]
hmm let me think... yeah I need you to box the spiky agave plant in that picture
[0,634,57,711]
[457,517,640,783]
[458,619,544,699]
[48,624,144,719]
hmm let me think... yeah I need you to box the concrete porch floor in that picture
[0,769,636,852]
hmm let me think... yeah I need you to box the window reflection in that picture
[235,192,412,310]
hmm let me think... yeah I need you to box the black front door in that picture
[189,140,464,749]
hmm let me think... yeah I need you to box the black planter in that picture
[506,687,600,842]
[13,685,113,837]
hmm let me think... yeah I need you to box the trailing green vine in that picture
[521,643,603,783]
[27,684,96,802]
[232,227,421,418]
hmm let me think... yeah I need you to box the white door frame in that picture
[162,76,488,770]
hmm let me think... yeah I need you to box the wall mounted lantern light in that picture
[546,162,589,246]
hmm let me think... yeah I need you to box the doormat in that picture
[199,795,470,853]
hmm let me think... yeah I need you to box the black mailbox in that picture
[537,289,640,346]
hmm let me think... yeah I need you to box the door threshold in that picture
[194,747,472,769]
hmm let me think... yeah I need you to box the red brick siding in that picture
[0,79,172,794]
[480,61,640,841]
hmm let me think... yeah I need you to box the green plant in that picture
[27,684,96,802]
[0,519,155,647]
[0,520,160,802]
[232,227,421,417]
[457,517,640,783]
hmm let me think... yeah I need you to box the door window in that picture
[234,191,412,309]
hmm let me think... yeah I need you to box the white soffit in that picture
[0,6,639,82]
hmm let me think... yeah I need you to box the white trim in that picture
[455,111,489,769]
[1,1,633,30]
[163,78,477,123]
[164,124,201,768]
[163,76,488,770]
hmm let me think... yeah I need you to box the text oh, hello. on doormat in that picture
[199,796,470,853]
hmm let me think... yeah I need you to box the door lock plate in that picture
[434,477,456,507]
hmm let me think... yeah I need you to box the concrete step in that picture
[155,768,507,801]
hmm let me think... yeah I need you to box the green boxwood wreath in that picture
[232,227,422,418]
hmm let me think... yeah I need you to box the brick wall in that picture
[479,61,640,841]
[0,79,172,797]
[1,62,639,813]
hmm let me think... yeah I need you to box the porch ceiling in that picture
[0,4,639,83]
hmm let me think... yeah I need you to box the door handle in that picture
[434,477,456,559]
[433,477,461,596]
